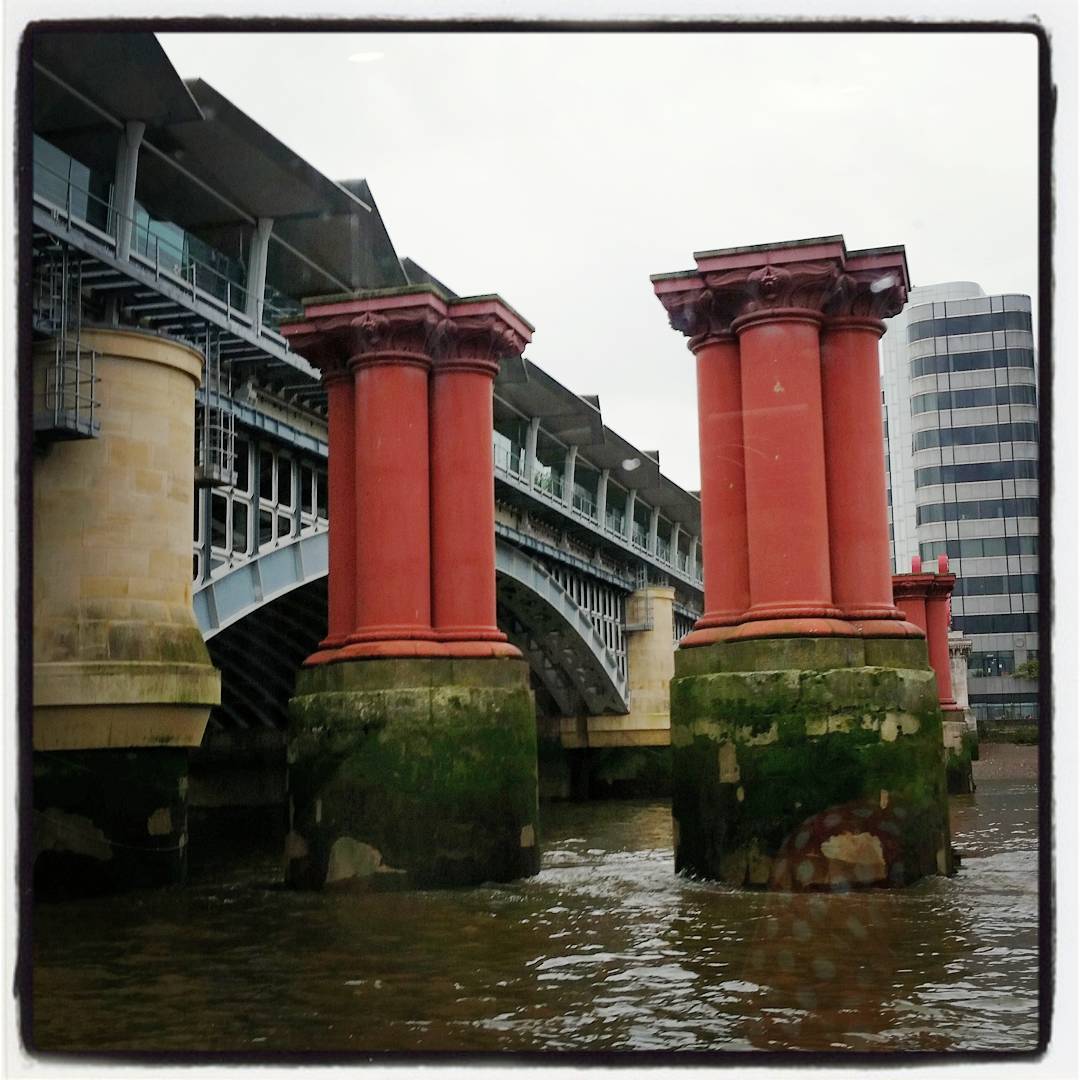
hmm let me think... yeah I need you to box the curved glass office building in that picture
[881,282,1039,726]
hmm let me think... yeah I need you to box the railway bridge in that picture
[28,29,704,892]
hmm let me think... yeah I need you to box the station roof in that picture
[31,29,407,299]
[30,29,701,531]
[494,360,701,529]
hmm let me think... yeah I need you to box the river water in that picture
[30,746,1041,1055]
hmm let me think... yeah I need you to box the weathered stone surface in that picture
[286,657,540,889]
[669,640,952,889]
[32,329,218,895]
[944,725,979,795]
[33,746,190,897]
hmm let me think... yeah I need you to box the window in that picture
[953,574,1039,598]
[915,459,1038,488]
[916,498,1039,525]
[911,384,1037,415]
[913,422,1038,452]
[910,348,1035,378]
[908,310,1032,342]
[919,536,1039,561]
[951,613,1038,635]
[968,651,1016,677]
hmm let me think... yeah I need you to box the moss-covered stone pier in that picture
[670,638,952,887]
[286,657,539,889]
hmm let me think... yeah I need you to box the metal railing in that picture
[533,469,564,500]
[35,340,100,439]
[571,488,597,519]
[32,246,100,439]
[32,157,303,337]
[493,441,524,478]
[195,325,238,488]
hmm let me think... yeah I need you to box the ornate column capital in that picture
[439,296,534,377]
[657,282,743,352]
[891,572,936,602]
[654,237,912,339]
[280,331,353,385]
[734,260,844,317]
[281,288,454,374]
[927,572,957,601]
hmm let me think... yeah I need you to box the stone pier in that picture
[281,288,540,889]
[32,328,220,894]
[652,237,952,890]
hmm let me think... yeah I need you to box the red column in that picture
[283,289,535,666]
[733,308,844,632]
[820,315,909,632]
[892,570,932,634]
[284,294,453,663]
[345,349,436,651]
[926,569,960,711]
[321,368,356,650]
[429,305,529,658]
[685,332,750,644]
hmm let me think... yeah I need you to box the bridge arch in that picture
[193,533,629,729]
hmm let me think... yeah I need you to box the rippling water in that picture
[31,750,1040,1054]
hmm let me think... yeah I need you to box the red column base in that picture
[846,618,926,639]
[679,617,927,648]
[435,625,523,659]
[681,618,859,647]
[839,603,908,621]
[303,640,451,666]
[693,610,749,630]
[303,638,524,665]
[742,601,845,621]
[441,640,524,660]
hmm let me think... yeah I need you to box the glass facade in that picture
[881,282,1039,727]
[910,347,1036,377]
[915,460,1038,488]
[907,309,1032,341]
[916,498,1039,525]
[913,422,1038,452]
[32,134,113,232]
[32,134,282,319]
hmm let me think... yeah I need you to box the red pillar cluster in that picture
[283,289,532,663]
[893,556,961,712]
[652,236,921,646]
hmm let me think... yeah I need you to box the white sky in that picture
[157,30,1038,491]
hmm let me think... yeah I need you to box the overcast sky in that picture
[158,30,1038,491]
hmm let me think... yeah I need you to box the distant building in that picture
[881,282,1039,725]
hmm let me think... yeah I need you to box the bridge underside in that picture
[192,549,645,815]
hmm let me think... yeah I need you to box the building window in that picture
[915,459,1039,488]
[968,651,1016,677]
[953,574,1039,598]
[916,498,1039,525]
[911,384,1037,415]
[910,348,1035,378]
[913,422,1038,452]
[919,536,1039,561]
[908,310,1032,342]
[951,613,1038,635]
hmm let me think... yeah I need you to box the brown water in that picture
[30,748,1040,1054]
